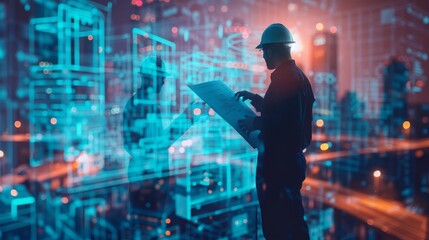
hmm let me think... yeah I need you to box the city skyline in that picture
[1,0,428,239]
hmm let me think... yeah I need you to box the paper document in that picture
[188,81,261,149]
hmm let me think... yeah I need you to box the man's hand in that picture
[235,91,256,102]
[238,115,256,134]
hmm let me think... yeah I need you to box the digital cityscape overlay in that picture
[1,0,429,239]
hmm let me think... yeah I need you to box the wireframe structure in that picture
[1,0,429,239]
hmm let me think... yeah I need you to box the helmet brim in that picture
[139,70,171,78]
[255,41,295,49]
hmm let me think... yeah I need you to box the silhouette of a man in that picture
[236,23,314,239]
[123,56,197,239]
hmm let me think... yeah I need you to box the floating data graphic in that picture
[1,0,429,239]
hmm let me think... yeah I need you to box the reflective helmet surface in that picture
[140,56,169,76]
[256,23,295,49]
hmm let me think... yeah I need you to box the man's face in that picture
[262,47,275,70]
[141,73,165,94]
[155,75,166,93]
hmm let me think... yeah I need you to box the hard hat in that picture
[256,23,295,49]
[140,56,169,76]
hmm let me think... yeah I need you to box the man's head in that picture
[261,43,292,70]
[139,56,168,94]
[256,23,294,70]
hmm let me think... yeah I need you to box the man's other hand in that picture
[238,115,256,134]
[235,91,255,101]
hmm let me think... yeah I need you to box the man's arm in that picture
[166,111,194,145]
[251,94,264,112]
[123,100,171,157]
[165,101,208,145]
[265,90,303,151]
[122,101,144,156]
[253,116,263,130]
[235,91,264,112]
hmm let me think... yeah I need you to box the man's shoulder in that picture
[123,95,135,112]
[274,68,308,95]
[123,94,148,116]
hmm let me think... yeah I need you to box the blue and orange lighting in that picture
[373,170,381,178]
[1,0,428,240]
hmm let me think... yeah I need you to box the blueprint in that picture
[188,80,261,149]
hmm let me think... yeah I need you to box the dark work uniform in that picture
[123,90,171,213]
[122,90,175,239]
[251,60,314,240]
[123,89,193,237]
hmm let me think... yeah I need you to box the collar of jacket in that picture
[270,59,296,82]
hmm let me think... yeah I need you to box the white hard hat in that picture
[256,23,295,49]
[140,56,169,76]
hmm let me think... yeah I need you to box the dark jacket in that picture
[123,92,165,157]
[122,91,169,177]
[252,60,315,184]
[122,90,193,172]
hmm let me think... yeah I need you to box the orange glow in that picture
[316,23,324,31]
[130,14,141,21]
[10,189,18,197]
[373,170,381,178]
[72,161,79,170]
[288,3,298,12]
[171,26,178,34]
[50,117,57,125]
[193,108,201,116]
[208,108,215,116]
[316,119,324,127]
[415,150,424,158]
[61,197,69,204]
[320,143,329,151]
[290,32,302,53]
[88,35,93,41]
[51,179,60,189]
[262,183,267,191]
[311,165,320,174]
[330,26,337,33]
[402,121,410,130]
[165,230,171,236]
[166,218,171,224]
[14,121,21,128]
